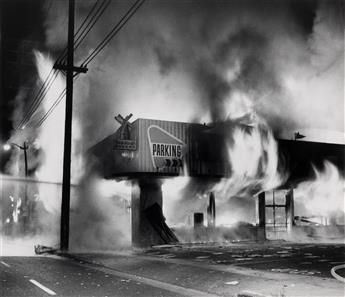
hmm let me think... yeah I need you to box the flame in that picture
[212,119,283,200]
[208,119,282,226]
[230,119,282,190]
[216,211,251,226]
[32,52,65,213]
[161,91,285,227]
[294,161,345,217]
[34,51,65,184]
[12,196,22,223]
[33,51,85,213]
[6,195,22,224]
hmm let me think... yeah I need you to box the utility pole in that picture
[23,141,28,178]
[3,141,28,177]
[54,0,87,252]
[3,141,29,232]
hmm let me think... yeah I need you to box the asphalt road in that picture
[69,242,345,297]
[1,242,344,297]
[143,242,345,279]
[0,256,184,297]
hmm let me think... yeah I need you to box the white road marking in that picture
[0,261,10,268]
[29,279,56,296]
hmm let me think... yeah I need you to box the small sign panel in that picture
[147,125,185,169]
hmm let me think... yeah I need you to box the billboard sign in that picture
[147,125,185,169]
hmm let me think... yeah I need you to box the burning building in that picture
[91,115,344,247]
[1,0,343,253]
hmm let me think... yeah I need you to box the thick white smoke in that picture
[42,0,343,144]
[4,1,343,249]
[70,176,131,251]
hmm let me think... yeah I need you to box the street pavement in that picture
[1,241,344,296]
[69,241,345,296]
[0,256,183,297]
[143,241,345,279]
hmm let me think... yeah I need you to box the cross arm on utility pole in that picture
[8,141,28,151]
[53,63,88,74]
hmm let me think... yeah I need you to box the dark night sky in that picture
[1,0,46,142]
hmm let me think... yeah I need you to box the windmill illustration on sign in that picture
[114,113,137,159]
[147,125,185,170]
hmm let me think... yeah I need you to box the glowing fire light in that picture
[7,195,22,223]
[33,51,85,213]
[3,144,11,151]
[162,91,285,228]
[30,51,66,214]
[212,111,284,199]
[294,161,345,217]
[34,51,65,184]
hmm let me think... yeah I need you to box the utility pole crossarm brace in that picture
[53,63,88,74]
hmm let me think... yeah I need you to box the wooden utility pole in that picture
[56,0,87,252]
[60,0,75,252]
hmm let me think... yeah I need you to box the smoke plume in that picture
[3,1,343,249]
[44,0,343,244]
[43,0,343,143]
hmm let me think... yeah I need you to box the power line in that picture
[28,0,113,128]
[35,88,66,128]
[26,70,60,121]
[56,0,101,64]
[16,69,59,129]
[75,0,100,40]
[33,76,79,128]
[19,0,145,130]
[18,1,103,130]
[74,0,111,51]
[16,68,54,129]
[82,0,145,66]
[57,0,111,64]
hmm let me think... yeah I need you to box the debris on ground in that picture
[34,244,58,255]
[225,280,239,285]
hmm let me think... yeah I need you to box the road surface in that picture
[143,242,345,279]
[1,241,344,296]
[0,256,185,297]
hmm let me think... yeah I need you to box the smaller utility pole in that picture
[3,141,29,231]
[23,141,28,178]
[3,141,28,177]
[54,0,87,252]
